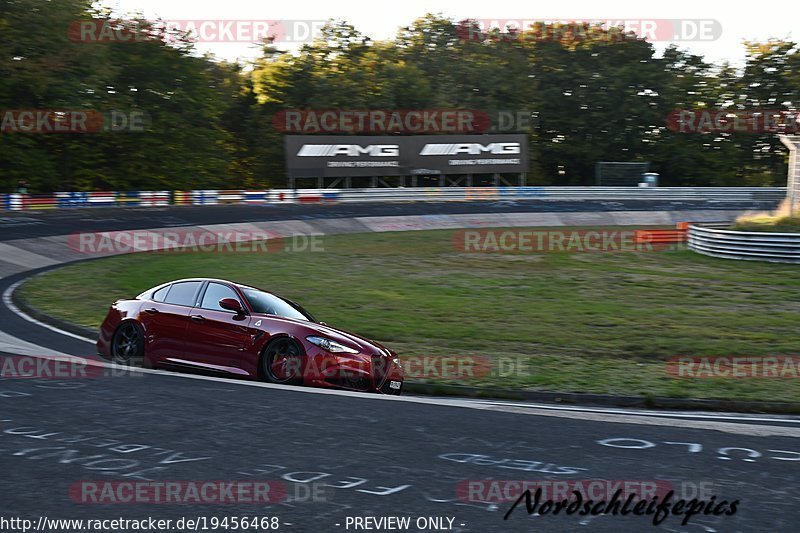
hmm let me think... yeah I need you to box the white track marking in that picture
[0,330,70,357]
[465,400,800,425]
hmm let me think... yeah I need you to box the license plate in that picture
[389,381,402,390]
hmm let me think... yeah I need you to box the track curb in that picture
[402,382,800,414]
[10,274,98,341]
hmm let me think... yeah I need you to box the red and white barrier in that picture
[140,191,170,206]
[87,191,115,206]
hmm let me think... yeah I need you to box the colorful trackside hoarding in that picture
[284,134,528,178]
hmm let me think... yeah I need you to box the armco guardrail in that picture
[688,223,800,263]
[0,186,786,211]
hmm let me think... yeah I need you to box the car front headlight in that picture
[306,336,359,354]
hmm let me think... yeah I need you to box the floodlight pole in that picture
[779,135,800,216]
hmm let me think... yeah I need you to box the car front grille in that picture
[332,371,371,391]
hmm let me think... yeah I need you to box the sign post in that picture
[779,135,800,215]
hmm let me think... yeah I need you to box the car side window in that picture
[152,286,169,302]
[200,282,240,312]
[163,281,203,307]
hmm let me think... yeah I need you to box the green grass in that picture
[19,227,800,402]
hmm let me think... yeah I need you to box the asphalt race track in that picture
[0,198,779,242]
[1,366,799,532]
[1,364,799,532]
[1,200,798,533]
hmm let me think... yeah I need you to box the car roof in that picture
[164,278,266,293]
[164,277,232,285]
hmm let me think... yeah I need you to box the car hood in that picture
[253,314,393,357]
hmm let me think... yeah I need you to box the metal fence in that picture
[0,186,787,211]
[688,223,800,263]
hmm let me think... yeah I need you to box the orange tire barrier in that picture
[634,229,688,244]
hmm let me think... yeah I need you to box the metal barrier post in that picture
[779,135,800,215]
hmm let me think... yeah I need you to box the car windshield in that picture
[241,288,311,321]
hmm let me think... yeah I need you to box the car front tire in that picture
[261,337,305,385]
[111,321,145,367]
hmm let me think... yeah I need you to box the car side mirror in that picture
[219,298,244,314]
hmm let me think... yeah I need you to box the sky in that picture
[102,0,797,66]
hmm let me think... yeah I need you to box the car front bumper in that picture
[301,348,403,394]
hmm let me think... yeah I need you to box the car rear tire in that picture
[261,337,304,385]
[111,322,145,367]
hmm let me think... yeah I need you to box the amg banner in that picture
[285,134,528,177]
[404,135,527,175]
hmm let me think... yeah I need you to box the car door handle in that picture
[190,315,205,322]
[144,308,159,314]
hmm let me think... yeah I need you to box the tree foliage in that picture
[0,5,797,191]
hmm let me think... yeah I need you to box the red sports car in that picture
[97,278,403,394]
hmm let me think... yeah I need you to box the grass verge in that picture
[18,227,800,402]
